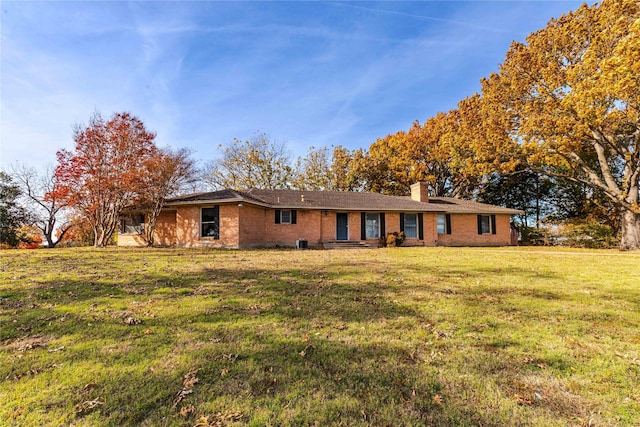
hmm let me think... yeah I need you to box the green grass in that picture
[1,247,639,426]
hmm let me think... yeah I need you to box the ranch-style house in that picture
[118,182,522,248]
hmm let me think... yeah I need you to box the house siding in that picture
[155,210,177,246]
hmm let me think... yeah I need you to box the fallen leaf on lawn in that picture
[194,411,243,427]
[123,317,142,325]
[75,397,105,414]
[179,404,195,417]
[48,346,65,353]
[513,393,533,405]
[172,369,200,408]
[144,329,152,335]
[80,382,97,394]
[433,394,443,405]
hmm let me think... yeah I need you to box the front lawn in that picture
[1,247,638,426]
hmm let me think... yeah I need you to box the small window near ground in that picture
[404,213,418,238]
[201,206,220,239]
[365,213,380,239]
[120,214,144,234]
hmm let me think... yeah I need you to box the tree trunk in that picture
[620,209,640,250]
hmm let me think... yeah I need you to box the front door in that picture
[336,213,349,240]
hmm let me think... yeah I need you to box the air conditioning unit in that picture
[296,239,308,249]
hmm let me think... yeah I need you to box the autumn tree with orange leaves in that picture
[364,114,482,197]
[475,0,640,249]
[51,112,157,247]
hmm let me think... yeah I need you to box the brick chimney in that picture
[410,182,429,202]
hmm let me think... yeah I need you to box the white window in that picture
[404,213,418,238]
[365,213,380,239]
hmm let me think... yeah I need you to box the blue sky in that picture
[1,1,583,172]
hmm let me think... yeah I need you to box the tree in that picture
[329,146,367,192]
[16,225,43,249]
[11,164,72,248]
[137,147,196,246]
[364,114,482,197]
[0,171,29,247]
[56,214,95,247]
[477,168,554,228]
[51,112,157,247]
[291,146,332,190]
[202,132,292,190]
[478,0,640,249]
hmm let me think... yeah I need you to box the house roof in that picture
[166,188,522,215]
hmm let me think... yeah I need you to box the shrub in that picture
[383,231,406,247]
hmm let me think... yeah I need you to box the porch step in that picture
[323,240,372,250]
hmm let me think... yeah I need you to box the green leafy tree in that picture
[0,171,29,247]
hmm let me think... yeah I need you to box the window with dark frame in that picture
[403,213,418,238]
[365,213,380,239]
[477,214,496,235]
[437,214,446,234]
[201,206,220,239]
[275,210,297,224]
[437,214,451,234]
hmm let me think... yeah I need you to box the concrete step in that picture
[323,241,372,249]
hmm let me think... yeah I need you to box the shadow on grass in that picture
[0,248,631,426]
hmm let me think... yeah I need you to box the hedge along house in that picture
[117,183,522,248]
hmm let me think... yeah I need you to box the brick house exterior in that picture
[118,183,522,248]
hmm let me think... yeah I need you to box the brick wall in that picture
[263,209,322,247]
[119,204,514,248]
[435,213,513,246]
[117,210,177,247]
[117,234,145,247]
[155,210,177,245]
[175,205,241,248]
[238,204,266,247]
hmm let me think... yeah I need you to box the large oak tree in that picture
[479,0,640,249]
[364,114,482,197]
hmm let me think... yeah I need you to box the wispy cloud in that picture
[1,1,583,170]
